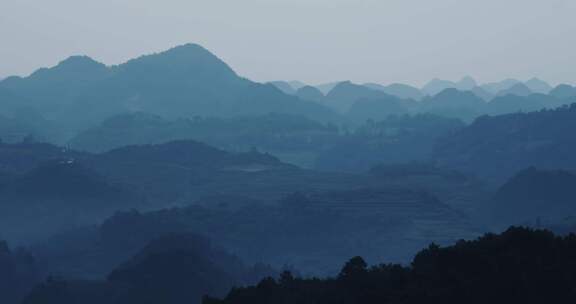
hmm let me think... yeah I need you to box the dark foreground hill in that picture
[21,227,576,304]
[0,241,38,304]
[23,234,275,304]
[206,227,576,304]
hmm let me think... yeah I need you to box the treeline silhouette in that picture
[205,227,576,304]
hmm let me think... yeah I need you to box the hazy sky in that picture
[1,0,575,86]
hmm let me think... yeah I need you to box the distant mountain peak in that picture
[268,81,299,95]
[337,80,353,86]
[57,55,104,68]
[328,81,368,93]
[497,82,532,97]
[296,85,325,101]
[422,78,457,96]
[460,75,476,81]
[457,76,477,90]
[525,77,552,94]
[363,83,423,100]
[27,55,108,81]
[288,80,307,90]
[161,43,213,57]
[315,81,345,95]
[550,84,576,99]
[120,43,238,79]
[480,78,521,94]
[435,87,468,97]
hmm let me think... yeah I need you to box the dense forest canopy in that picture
[205,227,576,304]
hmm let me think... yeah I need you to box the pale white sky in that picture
[1,0,575,86]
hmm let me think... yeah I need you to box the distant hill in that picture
[422,78,458,96]
[83,139,301,205]
[295,85,325,102]
[0,142,85,174]
[0,114,37,143]
[363,83,424,100]
[487,93,566,115]
[325,81,401,112]
[496,82,532,97]
[457,76,478,91]
[0,139,293,240]
[420,77,477,96]
[491,167,576,226]
[0,56,110,111]
[471,86,494,101]
[316,114,465,172]
[1,161,131,201]
[24,234,274,304]
[434,103,576,181]
[550,84,576,99]
[0,88,62,142]
[0,160,142,241]
[420,88,486,122]
[416,88,572,122]
[480,78,520,94]
[525,78,552,94]
[347,97,408,122]
[267,81,296,94]
[106,234,265,304]
[0,88,29,117]
[69,112,338,157]
[315,81,344,95]
[0,44,338,141]
[287,80,307,90]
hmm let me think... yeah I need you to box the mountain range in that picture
[0,44,338,143]
[271,76,570,103]
[4,42,576,304]
[1,44,575,148]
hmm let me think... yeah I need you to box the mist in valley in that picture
[2,1,576,303]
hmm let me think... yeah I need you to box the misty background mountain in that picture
[2,44,576,303]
